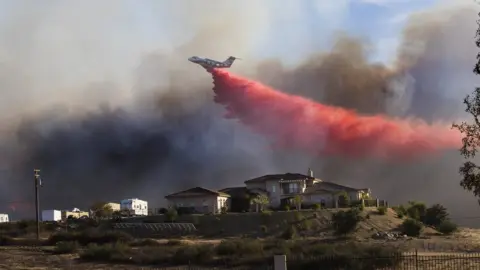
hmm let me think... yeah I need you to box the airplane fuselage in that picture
[188,56,237,70]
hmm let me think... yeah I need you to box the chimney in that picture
[308,168,313,177]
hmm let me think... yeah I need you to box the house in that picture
[62,208,89,220]
[0,213,9,223]
[42,210,62,221]
[104,202,121,212]
[120,198,148,216]
[244,168,371,208]
[165,187,230,214]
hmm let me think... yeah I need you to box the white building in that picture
[0,213,9,223]
[42,210,62,221]
[120,198,148,216]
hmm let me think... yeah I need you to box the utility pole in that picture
[34,169,41,240]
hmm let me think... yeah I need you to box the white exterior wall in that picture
[216,196,228,211]
[0,213,9,223]
[306,193,335,205]
[265,180,281,207]
[120,198,148,216]
[42,210,62,221]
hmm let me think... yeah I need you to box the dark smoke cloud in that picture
[2,2,480,226]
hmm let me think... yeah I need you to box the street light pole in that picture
[34,169,41,240]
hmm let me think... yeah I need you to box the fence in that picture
[287,252,480,270]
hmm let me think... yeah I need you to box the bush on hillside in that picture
[392,205,406,218]
[337,191,350,207]
[377,206,387,215]
[77,238,404,268]
[437,220,458,235]
[424,204,449,227]
[130,239,161,247]
[165,208,178,222]
[288,243,403,270]
[406,201,427,221]
[332,208,362,235]
[173,244,215,265]
[53,241,79,254]
[401,219,423,237]
[282,225,297,239]
[79,243,130,262]
[0,235,13,246]
[48,230,133,246]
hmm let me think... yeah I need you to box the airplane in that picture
[188,56,240,70]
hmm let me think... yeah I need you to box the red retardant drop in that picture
[210,69,462,160]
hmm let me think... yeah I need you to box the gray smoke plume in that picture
[1,1,479,226]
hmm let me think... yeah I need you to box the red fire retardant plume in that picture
[210,69,462,160]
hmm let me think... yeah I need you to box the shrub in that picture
[53,241,79,254]
[216,239,264,256]
[0,235,12,246]
[173,244,215,265]
[260,225,268,233]
[332,208,362,235]
[337,191,350,207]
[79,243,129,262]
[165,208,178,222]
[424,204,449,227]
[401,219,423,237]
[166,239,183,246]
[216,240,238,256]
[406,201,426,221]
[377,206,387,215]
[282,225,297,239]
[437,220,458,235]
[392,205,406,218]
[313,204,321,210]
[48,230,133,246]
[236,239,264,256]
[130,239,161,247]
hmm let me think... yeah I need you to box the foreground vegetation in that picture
[42,231,402,268]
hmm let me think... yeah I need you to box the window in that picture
[272,185,276,193]
[288,183,299,194]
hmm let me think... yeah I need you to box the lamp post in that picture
[34,169,41,240]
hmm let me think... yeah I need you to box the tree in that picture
[251,194,269,212]
[90,202,113,219]
[332,208,362,235]
[165,208,178,222]
[336,191,350,207]
[424,204,449,227]
[401,219,423,237]
[293,195,302,210]
[452,16,480,200]
[406,201,426,222]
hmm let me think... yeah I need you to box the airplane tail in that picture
[223,56,240,67]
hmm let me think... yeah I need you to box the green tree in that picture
[293,195,302,210]
[424,204,449,227]
[452,17,480,200]
[336,191,350,207]
[332,208,362,235]
[90,202,113,219]
[165,208,178,222]
[406,201,426,222]
[251,194,269,212]
[401,219,423,237]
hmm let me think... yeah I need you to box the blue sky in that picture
[254,0,439,64]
